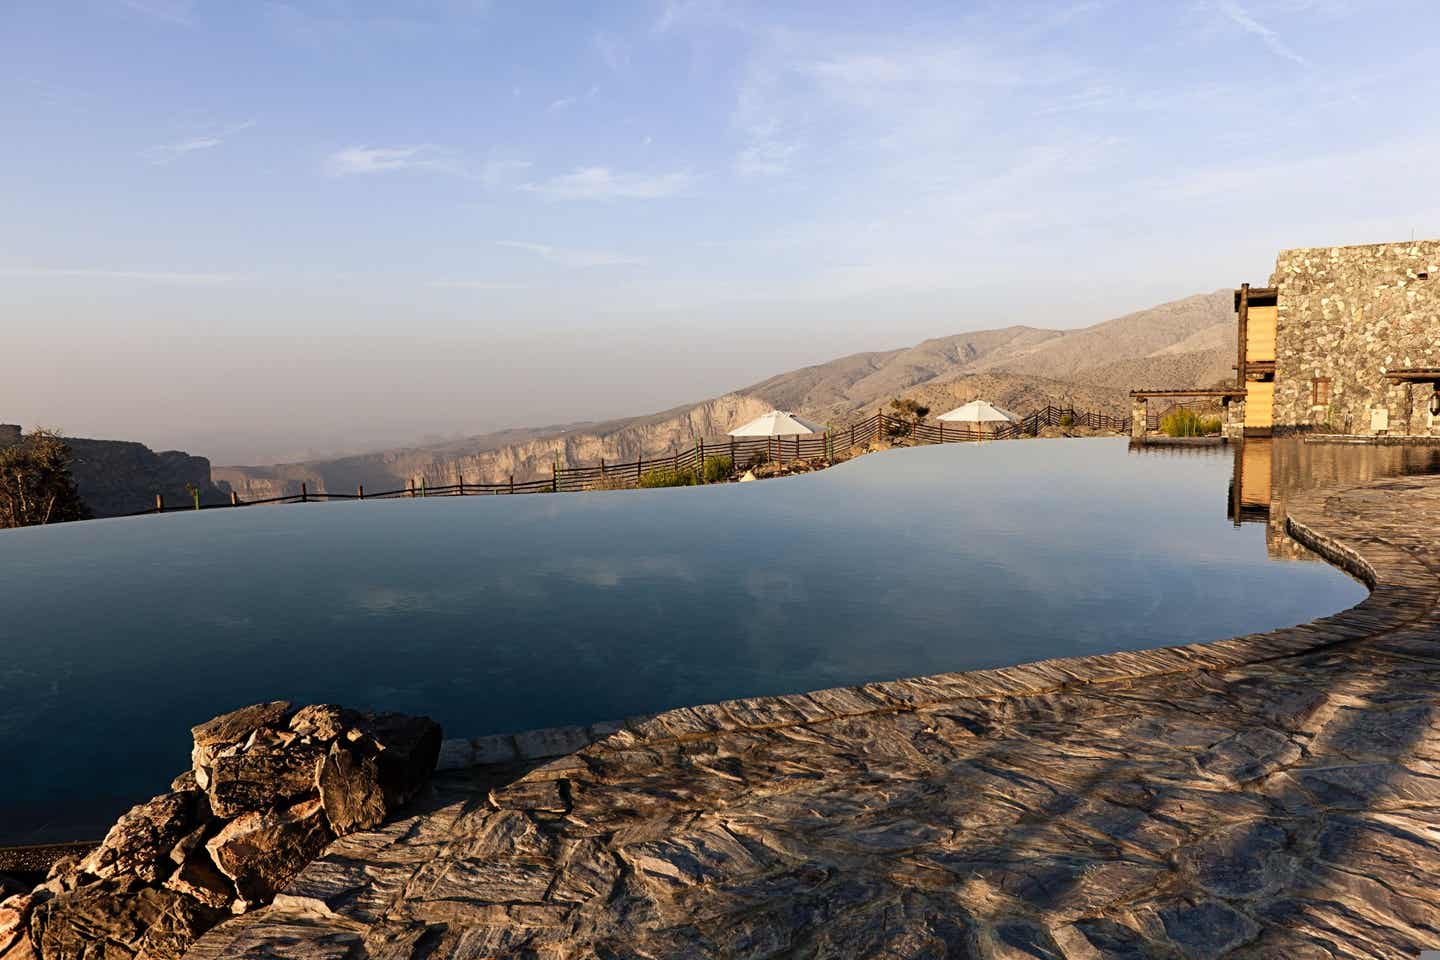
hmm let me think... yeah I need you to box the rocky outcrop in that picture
[62,438,232,518]
[0,703,440,960]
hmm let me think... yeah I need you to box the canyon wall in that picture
[214,393,772,500]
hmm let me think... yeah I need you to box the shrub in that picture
[0,429,89,528]
[1059,413,1074,429]
[886,397,930,438]
[700,455,733,483]
[1160,408,1222,437]
[638,466,697,488]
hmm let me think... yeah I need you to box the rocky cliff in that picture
[214,393,772,500]
[0,427,232,518]
[64,439,232,518]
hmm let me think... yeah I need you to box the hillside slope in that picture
[216,290,1235,499]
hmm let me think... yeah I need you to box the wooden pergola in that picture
[1127,389,1247,439]
[1128,389,1247,400]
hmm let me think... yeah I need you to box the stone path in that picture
[187,477,1440,959]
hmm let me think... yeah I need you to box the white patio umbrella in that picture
[728,410,825,466]
[936,399,1020,436]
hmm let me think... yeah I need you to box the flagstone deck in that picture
[187,476,1440,959]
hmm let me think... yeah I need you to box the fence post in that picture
[420,479,426,497]
[358,484,364,500]
[230,490,239,506]
[698,439,705,483]
[155,493,164,513]
[553,462,558,493]
[850,424,855,449]
[601,458,606,481]
[408,478,414,498]
[458,476,464,496]
[301,482,308,503]
[729,437,735,466]
[636,457,641,484]
[509,474,514,495]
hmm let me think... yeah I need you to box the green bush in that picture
[1059,413,1074,428]
[1160,408,1222,437]
[638,466,697,488]
[701,455,733,483]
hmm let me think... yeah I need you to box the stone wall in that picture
[1272,240,1440,434]
[1223,398,1245,440]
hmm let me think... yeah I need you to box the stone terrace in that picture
[188,476,1440,959]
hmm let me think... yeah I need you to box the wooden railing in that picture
[140,405,1129,514]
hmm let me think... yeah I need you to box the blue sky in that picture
[4,0,1439,462]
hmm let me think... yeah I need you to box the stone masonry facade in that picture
[1271,240,1440,435]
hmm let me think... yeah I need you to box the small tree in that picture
[886,398,931,438]
[0,430,89,528]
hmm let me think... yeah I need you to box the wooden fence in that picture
[141,405,1129,514]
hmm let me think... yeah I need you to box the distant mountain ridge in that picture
[214,289,1235,500]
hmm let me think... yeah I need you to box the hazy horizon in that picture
[5,1,1438,464]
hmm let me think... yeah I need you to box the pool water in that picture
[0,438,1371,842]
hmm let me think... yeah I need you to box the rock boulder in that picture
[3,702,440,960]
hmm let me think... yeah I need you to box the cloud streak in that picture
[496,241,645,267]
[141,119,255,164]
[326,144,458,176]
[521,166,694,200]
[1217,1,1307,65]
[0,268,234,284]
[425,279,527,290]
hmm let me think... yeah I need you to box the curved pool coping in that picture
[433,474,1436,771]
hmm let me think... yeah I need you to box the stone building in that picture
[1236,239,1440,436]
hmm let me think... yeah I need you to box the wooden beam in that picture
[1128,389,1247,399]
[1385,368,1440,383]
[1236,283,1249,390]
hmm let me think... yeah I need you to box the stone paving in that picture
[186,477,1440,959]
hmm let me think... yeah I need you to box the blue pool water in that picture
[0,438,1367,843]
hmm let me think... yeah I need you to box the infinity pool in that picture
[0,438,1367,843]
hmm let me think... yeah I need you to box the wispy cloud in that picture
[1216,1,1307,65]
[496,241,645,267]
[325,144,459,176]
[425,279,527,289]
[521,166,694,200]
[0,267,233,284]
[548,85,599,112]
[121,0,195,25]
[735,140,797,178]
[140,119,256,165]
[593,31,629,70]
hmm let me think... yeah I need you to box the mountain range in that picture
[213,289,1236,500]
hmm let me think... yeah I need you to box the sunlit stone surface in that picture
[187,477,1440,958]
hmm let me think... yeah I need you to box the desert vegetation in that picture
[638,456,735,488]
[1159,408,1222,437]
[0,429,89,528]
